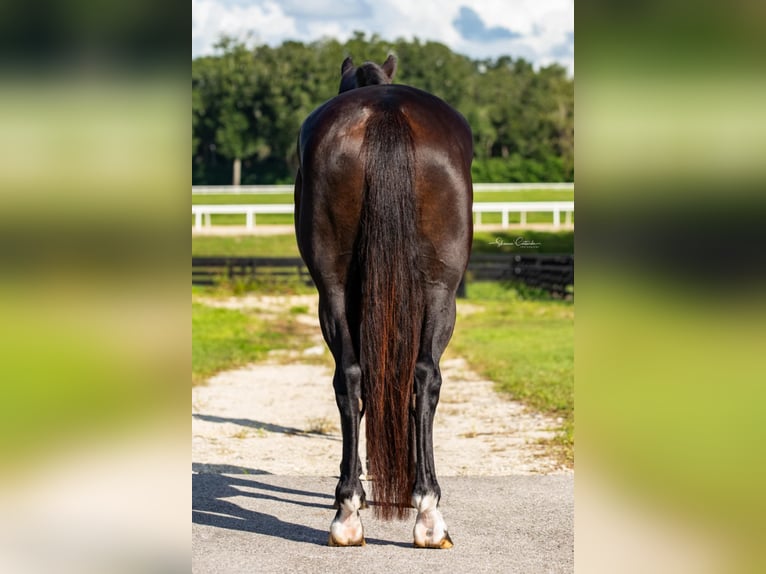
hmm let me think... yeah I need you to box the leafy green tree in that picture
[192,35,574,184]
[213,38,265,185]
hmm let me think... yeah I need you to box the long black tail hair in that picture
[358,103,423,520]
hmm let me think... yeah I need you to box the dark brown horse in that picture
[294,55,473,548]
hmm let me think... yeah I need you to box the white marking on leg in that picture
[412,493,451,548]
[340,494,361,514]
[330,494,364,546]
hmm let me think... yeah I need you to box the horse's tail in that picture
[358,104,422,520]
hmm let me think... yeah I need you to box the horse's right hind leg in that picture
[319,290,367,547]
[412,286,456,549]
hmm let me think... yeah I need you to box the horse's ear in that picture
[341,57,354,76]
[381,55,397,80]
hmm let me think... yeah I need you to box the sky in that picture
[192,0,574,74]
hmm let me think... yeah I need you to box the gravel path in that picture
[192,295,571,477]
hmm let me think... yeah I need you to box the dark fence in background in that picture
[466,254,574,297]
[192,257,312,287]
[192,254,574,297]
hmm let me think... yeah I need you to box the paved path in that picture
[192,473,573,574]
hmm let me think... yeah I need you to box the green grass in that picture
[191,190,572,205]
[192,193,294,205]
[473,190,573,202]
[192,303,269,385]
[473,190,574,225]
[451,282,574,464]
[192,234,300,257]
[192,231,573,258]
[192,300,310,385]
[472,230,574,254]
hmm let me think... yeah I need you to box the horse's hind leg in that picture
[320,290,367,547]
[412,286,456,549]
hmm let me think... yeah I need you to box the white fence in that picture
[192,182,574,195]
[193,201,574,230]
[473,201,574,227]
[193,204,294,229]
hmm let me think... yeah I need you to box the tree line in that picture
[193,32,573,185]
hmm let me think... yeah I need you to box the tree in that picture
[192,36,574,184]
[207,37,268,185]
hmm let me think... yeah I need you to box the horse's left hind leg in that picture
[412,286,456,549]
[319,290,367,547]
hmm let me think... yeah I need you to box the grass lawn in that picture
[473,189,573,202]
[192,193,295,205]
[192,234,301,257]
[192,302,273,385]
[451,282,574,464]
[192,230,573,257]
[191,190,572,204]
[472,230,573,254]
[192,292,318,385]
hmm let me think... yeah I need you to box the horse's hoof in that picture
[413,531,453,549]
[329,534,366,547]
[412,494,452,549]
[330,495,365,547]
[439,532,454,549]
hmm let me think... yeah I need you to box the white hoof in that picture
[412,493,453,549]
[329,494,365,547]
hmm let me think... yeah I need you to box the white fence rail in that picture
[473,201,574,227]
[193,204,293,229]
[192,182,574,195]
[193,201,574,229]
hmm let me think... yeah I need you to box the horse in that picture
[294,55,473,548]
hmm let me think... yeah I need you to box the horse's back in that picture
[296,85,473,288]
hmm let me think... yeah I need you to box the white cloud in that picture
[448,0,573,71]
[192,0,298,56]
[191,0,573,74]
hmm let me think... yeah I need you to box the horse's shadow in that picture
[192,413,341,442]
[192,466,332,546]
[192,465,411,547]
